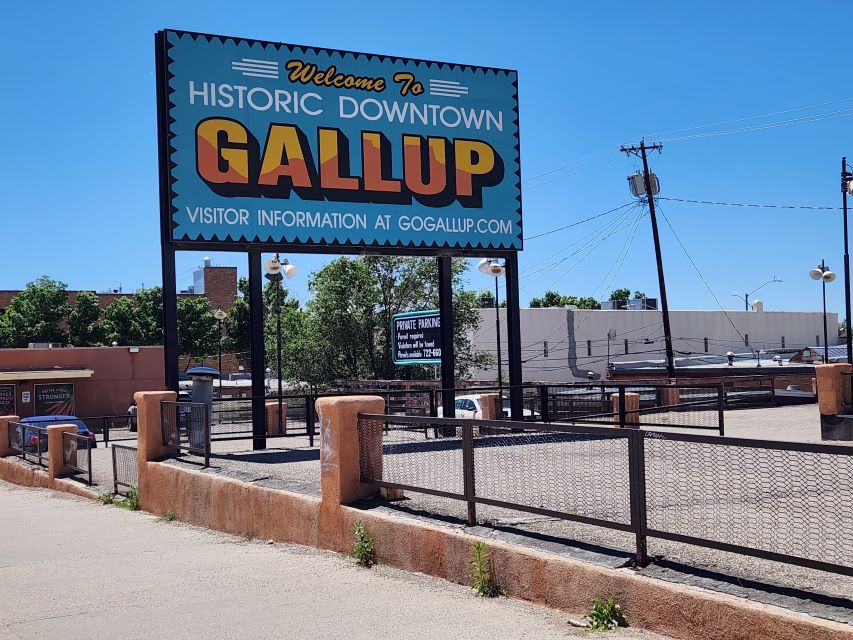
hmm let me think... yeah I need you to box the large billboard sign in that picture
[157,30,521,252]
[392,310,442,365]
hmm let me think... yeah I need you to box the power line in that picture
[656,203,747,346]
[658,196,842,211]
[656,107,853,143]
[525,202,635,240]
[643,96,853,139]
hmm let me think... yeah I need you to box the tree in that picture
[101,297,144,345]
[177,297,219,364]
[135,286,164,345]
[633,290,647,300]
[529,290,577,308]
[304,257,380,381]
[223,277,251,355]
[609,288,631,301]
[68,291,102,346]
[477,289,495,309]
[575,296,601,310]
[0,276,70,347]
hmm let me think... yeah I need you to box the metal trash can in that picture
[186,366,219,450]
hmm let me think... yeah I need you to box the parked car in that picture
[18,415,98,450]
[436,394,538,419]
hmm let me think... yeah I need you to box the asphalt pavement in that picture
[0,480,670,640]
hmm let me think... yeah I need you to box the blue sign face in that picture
[159,30,522,252]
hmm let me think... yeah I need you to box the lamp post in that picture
[477,258,506,390]
[809,260,836,364]
[213,306,227,392]
[732,276,782,311]
[264,253,298,435]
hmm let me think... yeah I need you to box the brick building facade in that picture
[0,265,238,316]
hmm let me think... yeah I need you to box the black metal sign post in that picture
[249,250,267,450]
[438,257,456,418]
[504,253,524,420]
[155,34,180,392]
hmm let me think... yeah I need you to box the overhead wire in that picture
[658,196,842,211]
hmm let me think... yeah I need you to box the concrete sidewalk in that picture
[0,481,668,640]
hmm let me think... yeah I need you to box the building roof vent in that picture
[752,300,764,312]
[203,256,212,268]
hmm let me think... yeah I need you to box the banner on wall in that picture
[34,383,75,416]
[0,384,14,415]
[157,30,522,252]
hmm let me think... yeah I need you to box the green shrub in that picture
[470,541,506,597]
[117,486,140,511]
[96,492,115,505]
[160,510,176,522]
[352,520,375,567]
[242,532,255,542]
[586,596,626,631]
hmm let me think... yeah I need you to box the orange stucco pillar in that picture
[46,424,79,481]
[0,415,20,457]
[479,393,499,420]
[315,395,384,506]
[134,391,178,466]
[611,392,641,428]
[265,401,287,435]
[659,387,680,408]
[815,363,852,416]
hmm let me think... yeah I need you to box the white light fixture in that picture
[847,179,853,195]
[823,270,837,283]
[213,306,227,321]
[809,267,824,280]
[477,258,505,276]
[282,259,298,279]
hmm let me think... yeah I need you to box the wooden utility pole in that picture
[620,140,676,379]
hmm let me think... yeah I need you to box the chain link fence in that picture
[357,413,853,576]
[111,444,138,495]
[61,431,92,486]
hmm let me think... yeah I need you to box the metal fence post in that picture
[717,385,725,436]
[103,418,110,445]
[461,422,477,526]
[86,438,92,486]
[428,389,437,417]
[204,406,211,468]
[628,430,649,567]
[111,445,118,495]
[306,394,315,447]
[539,385,550,423]
[618,386,627,429]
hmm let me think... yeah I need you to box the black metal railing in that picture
[111,444,138,495]
[357,413,853,577]
[6,420,22,455]
[161,401,210,466]
[11,423,50,468]
[81,415,137,444]
[62,431,92,486]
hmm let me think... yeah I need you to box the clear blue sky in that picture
[3,1,852,315]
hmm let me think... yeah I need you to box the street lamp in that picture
[477,258,506,390]
[732,276,782,311]
[213,305,227,392]
[809,260,836,364]
[264,253,298,435]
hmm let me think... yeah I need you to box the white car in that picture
[436,394,537,419]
